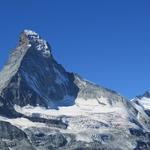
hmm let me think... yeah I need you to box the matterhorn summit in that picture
[20,30,51,57]
[0,30,150,150]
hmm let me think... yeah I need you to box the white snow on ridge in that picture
[24,29,39,37]
[0,116,46,129]
[13,97,131,139]
[14,97,128,118]
[1,97,139,144]
[135,97,150,110]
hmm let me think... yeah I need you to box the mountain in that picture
[132,91,150,117]
[0,30,150,150]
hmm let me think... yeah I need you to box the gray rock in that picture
[0,121,35,150]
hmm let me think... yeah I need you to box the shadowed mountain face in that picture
[0,96,21,118]
[0,30,150,150]
[0,30,79,110]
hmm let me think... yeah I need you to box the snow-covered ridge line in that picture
[0,116,46,130]
[14,97,129,119]
[132,97,150,110]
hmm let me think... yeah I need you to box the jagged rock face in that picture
[0,30,79,109]
[74,74,126,106]
[0,30,150,150]
[0,121,35,150]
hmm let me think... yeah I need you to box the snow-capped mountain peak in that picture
[0,30,150,150]
[20,29,51,58]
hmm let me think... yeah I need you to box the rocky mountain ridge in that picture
[0,30,150,150]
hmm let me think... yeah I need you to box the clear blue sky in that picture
[0,0,150,99]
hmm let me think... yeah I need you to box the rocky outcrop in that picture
[0,121,35,150]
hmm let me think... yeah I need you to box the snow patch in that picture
[24,29,39,37]
[0,116,46,129]
[14,97,128,118]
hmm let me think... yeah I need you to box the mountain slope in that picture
[0,30,79,111]
[0,30,150,150]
